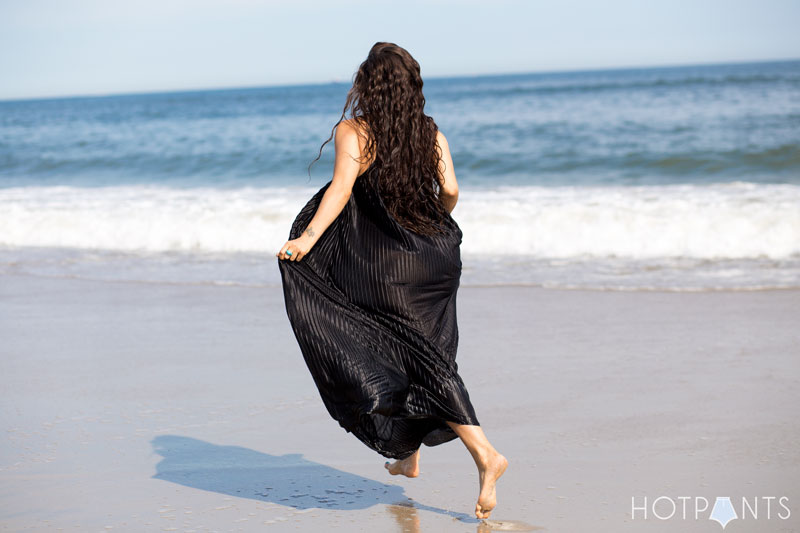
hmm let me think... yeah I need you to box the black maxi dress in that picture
[277,162,479,460]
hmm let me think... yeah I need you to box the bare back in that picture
[344,118,459,196]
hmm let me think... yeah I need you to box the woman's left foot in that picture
[384,449,420,477]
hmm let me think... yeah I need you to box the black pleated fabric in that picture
[277,163,479,460]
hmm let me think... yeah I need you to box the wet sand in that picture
[1,273,798,531]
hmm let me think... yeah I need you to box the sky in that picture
[1,0,799,100]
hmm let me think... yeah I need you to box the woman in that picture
[276,42,507,520]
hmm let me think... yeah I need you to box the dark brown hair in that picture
[309,42,450,235]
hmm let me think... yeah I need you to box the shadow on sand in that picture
[150,435,483,526]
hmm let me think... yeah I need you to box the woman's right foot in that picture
[475,449,508,519]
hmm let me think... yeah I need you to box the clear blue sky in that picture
[2,0,799,100]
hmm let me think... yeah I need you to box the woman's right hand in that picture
[277,235,312,262]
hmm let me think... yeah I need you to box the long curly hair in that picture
[308,42,451,236]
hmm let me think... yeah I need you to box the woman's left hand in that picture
[277,236,312,261]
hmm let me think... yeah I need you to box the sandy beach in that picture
[1,273,798,532]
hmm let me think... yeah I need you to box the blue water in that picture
[2,59,798,188]
[1,59,799,290]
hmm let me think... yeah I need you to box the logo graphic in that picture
[631,494,791,528]
[709,496,738,529]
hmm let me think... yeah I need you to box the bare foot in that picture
[384,448,420,478]
[475,449,508,519]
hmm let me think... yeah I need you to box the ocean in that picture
[1,59,799,290]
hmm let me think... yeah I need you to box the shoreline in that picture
[3,270,799,294]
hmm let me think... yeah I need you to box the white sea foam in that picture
[1,182,799,260]
[458,182,800,259]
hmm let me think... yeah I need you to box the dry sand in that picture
[1,273,798,532]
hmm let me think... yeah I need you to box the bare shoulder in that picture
[339,117,370,139]
[435,129,454,163]
[333,120,361,158]
[435,129,458,195]
[338,118,373,170]
[336,118,360,140]
[436,129,450,148]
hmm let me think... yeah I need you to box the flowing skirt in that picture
[277,167,479,460]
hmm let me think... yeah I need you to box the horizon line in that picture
[2,56,798,104]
